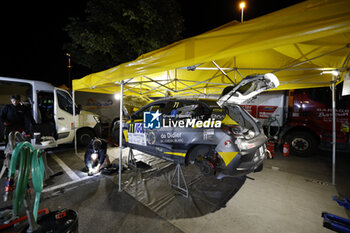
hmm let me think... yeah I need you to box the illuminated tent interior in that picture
[72,0,350,97]
[71,0,350,189]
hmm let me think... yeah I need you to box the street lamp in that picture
[239,2,246,23]
[66,53,72,89]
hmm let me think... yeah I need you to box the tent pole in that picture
[234,56,237,85]
[119,81,124,192]
[331,75,337,185]
[175,68,178,92]
[72,90,77,155]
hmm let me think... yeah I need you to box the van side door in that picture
[54,88,75,144]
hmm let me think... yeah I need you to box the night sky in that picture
[0,0,304,87]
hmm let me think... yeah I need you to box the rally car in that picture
[121,73,279,176]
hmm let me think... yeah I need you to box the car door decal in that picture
[128,122,146,146]
[218,152,239,166]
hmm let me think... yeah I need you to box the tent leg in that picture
[331,76,337,185]
[171,163,189,198]
[73,90,77,155]
[118,81,124,192]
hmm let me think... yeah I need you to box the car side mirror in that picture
[76,104,82,114]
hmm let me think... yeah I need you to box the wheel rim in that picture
[291,137,309,152]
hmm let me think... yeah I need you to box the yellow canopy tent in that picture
[73,0,350,97]
[71,0,350,189]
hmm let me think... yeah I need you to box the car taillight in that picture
[235,138,259,151]
[222,125,243,136]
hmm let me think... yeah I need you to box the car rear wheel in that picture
[195,157,216,176]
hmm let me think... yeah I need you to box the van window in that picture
[38,92,54,123]
[57,90,74,114]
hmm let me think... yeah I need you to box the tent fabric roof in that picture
[72,0,350,96]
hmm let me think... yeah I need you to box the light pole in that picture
[240,2,246,23]
[66,53,72,89]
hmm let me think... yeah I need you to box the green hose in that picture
[8,141,45,222]
[264,116,281,138]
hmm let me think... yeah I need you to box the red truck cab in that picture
[288,85,350,155]
[241,83,350,156]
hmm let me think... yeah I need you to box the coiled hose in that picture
[264,116,281,138]
[7,141,45,222]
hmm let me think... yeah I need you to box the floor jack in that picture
[322,196,350,233]
[0,132,78,233]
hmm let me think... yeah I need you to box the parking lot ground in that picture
[0,145,349,233]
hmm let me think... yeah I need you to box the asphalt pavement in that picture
[0,145,349,233]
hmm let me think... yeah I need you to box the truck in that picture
[0,77,102,146]
[241,83,350,156]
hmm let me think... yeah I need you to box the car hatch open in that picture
[217,73,280,106]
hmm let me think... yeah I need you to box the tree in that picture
[64,0,184,72]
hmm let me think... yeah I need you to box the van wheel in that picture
[77,129,94,146]
[286,131,318,157]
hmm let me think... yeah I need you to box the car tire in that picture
[77,128,95,146]
[254,163,263,172]
[111,123,120,145]
[286,131,318,157]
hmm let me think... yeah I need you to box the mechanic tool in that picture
[332,196,350,210]
[171,163,189,198]
[322,212,350,233]
[322,196,350,233]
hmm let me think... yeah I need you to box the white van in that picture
[0,77,101,146]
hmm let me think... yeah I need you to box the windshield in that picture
[57,90,79,114]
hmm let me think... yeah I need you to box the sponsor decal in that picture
[316,108,349,123]
[224,139,232,147]
[203,129,215,140]
[87,98,113,107]
[163,118,221,128]
[144,110,162,129]
[211,114,225,120]
[257,106,278,119]
[143,112,222,129]
[128,123,146,146]
[160,132,184,143]
[134,123,144,133]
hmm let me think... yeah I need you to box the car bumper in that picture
[220,145,267,177]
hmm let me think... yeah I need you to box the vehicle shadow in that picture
[120,154,246,220]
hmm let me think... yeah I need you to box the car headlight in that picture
[244,130,255,140]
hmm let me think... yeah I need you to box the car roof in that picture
[150,97,220,108]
